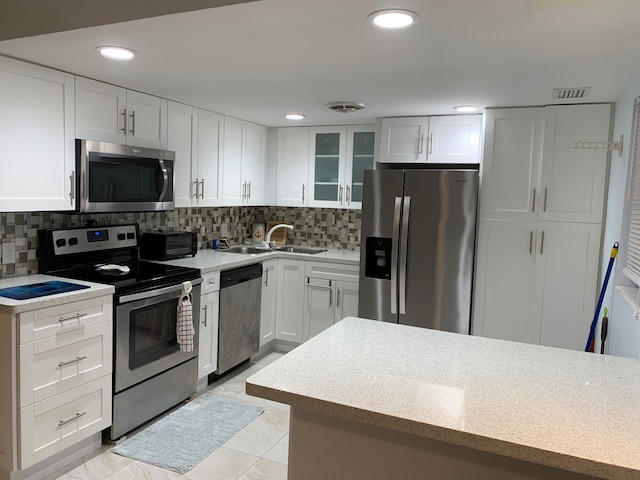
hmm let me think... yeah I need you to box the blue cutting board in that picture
[0,281,90,300]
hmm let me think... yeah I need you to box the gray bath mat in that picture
[112,394,264,473]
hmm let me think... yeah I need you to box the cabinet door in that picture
[345,125,375,209]
[308,126,347,208]
[427,115,482,164]
[539,104,611,223]
[335,281,359,323]
[222,116,245,205]
[125,90,167,149]
[260,259,278,347]
[75,77,127,144]
[245,122,266,205]
[532,222,601,351]
[480,108,544,221]
[275,259,306,343]
[472,219,539,344]
[378,117,429,163]
[303,278,335,341]
[197,290,219,378]
[168,101,198,208]
[276,127,310,206]
[0,57,75,212]
[197,109,224,206]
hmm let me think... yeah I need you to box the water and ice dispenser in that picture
[364,237,392,279]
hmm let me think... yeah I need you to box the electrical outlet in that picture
[2,241,15,264]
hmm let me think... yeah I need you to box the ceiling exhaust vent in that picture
[552,87,591,100]
[326,101,365,113]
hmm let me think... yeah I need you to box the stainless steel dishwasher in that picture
[217,263,262,374]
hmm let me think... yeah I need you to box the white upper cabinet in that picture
[377,115,481,164]
[480,108,545,222]
[480,104,611,223]
[276,127,310,207]
[345,125,376,209]
[0,56,75,212]
[222,117,266,206]
[76,77,167,149]
[170,102,223,208]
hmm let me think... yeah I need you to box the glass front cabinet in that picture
[308,125,375,209]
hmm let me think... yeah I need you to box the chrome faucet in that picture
[263,224,294,249]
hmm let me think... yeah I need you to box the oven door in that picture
[114,280,201,393]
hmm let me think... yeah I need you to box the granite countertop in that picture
[157,247,360,273]
[0,274,115,314]
[246,317,640,480]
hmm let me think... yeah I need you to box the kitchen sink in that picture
[221,245,327,255]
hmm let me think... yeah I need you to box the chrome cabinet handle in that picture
[121,109,127,133]
[418,133,424,156]
[529,231,533,255]
[129,111,136,136]
[69,171,75,206]
[543,187,548,211]
[329,287,333,307]
[242,182,246,200]
[302,184,306,202]
[532,188,536,213]
[346,185,351,204]
[428,133,433,155]
[540,231,545,255]
[264,269,269,286]
[58,356,87,367]
[199,179,205,199]
[202,305,207,327]
[58,411,86,427]
[247,181,252,200]
[337,289,341,307]
[58,313,85,323]
[391,197,402,315]
[339,185,343,203]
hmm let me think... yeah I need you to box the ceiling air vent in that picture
[325,101,365,113]
[552,87,591,100]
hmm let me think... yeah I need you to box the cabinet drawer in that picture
[19,321,113,407]
[305,261,359,282]
[19,375,112,470]
[18,295,113,344]
[202,271,220,294]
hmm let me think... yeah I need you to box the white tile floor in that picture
[45,352,289,480]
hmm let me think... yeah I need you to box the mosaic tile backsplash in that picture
[0,207,361,278]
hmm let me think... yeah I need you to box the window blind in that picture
[623,99,640,285]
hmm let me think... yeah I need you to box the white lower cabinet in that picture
[198,272,220,378]
[473,219,601,351]
[260,260,278,347]
[0,294,113,474]
[275,259,306,343]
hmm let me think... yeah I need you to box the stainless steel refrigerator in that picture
[358,167,478,333]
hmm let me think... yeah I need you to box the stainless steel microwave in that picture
[76,139,175,213]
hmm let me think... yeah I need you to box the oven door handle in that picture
[119,278,203,303]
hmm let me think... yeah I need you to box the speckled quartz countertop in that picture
[246,317,640,480]
[155,247,359,273]
[0,274,114,314]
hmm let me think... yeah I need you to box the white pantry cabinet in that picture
[377,115,481,164]
[307,125,375,209]
[170,103,223,208]
[473,220,601,351]
[0,56,75,212]
[222,117,266,206]
[0,295,113,474]
[75,76,167,149]
[276,127,310,207]
[480,105,611,223]
[198,271,220,378]
[260,259,278,347]
[275,259,306,343]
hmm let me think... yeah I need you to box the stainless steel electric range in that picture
[38,224,202,440]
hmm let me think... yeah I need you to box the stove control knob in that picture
[127,232,135,240]
[55,238,67,247]
[68,237,78,246]
[118,233,126,240]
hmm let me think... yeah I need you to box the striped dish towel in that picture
[176,295,195,352]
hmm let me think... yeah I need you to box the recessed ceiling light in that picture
[96,46,136,60]
[285,113,305,120]
[454,105,479,113]
[368,9,420,29]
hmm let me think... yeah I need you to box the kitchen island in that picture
[246,317,640,480]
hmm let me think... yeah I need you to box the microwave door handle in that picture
[158,159,169,201]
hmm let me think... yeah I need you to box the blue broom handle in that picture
[585,242,619,352]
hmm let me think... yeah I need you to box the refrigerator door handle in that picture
[391,196,402,315]
[399,196,411,315]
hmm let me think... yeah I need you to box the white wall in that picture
[602,71,640,357]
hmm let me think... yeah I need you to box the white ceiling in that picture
[1,0,639,127]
